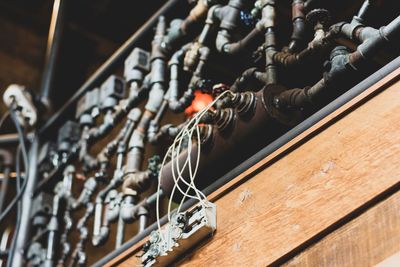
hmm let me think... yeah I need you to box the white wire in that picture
[168,124,204,219]
[168,90,233,206]
[167,90,233,213]
[156,90,234,236]
[176,124,202,214]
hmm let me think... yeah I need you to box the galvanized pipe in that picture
[11,137,39,267]
[40,0,68,110]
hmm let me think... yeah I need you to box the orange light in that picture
[185,90,214,117]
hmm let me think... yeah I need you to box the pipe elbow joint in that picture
[120,197,138,223]
[206,4,222,24]
[324,46,352,82]
[216,30,230,53]
[169,89,195,113]
[122,171,151,196]
[92,227,109,247]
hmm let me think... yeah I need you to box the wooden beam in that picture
[282,191,400,267]
[110,69,400,266]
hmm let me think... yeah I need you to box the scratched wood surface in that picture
[282,191,400,267]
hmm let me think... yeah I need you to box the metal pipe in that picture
[40,0,68,110]
[11,136,39,267]
[39,0,182,136]
[0,133,33,145]
[0,167,10,215]
[93,55,400,267]
[0,133,19,145]
[44,195,60,267]
[160,15,400,200]
[217,27,264,55]
[0,149,13,214]
[168,44,195,112]
[92,111,139,246]
[124,17,167,176]
[115,214,125,248]
[159,89,287,195]
[214,0,263,55]
[273,9,332,68]
[138,206,149,233]
[139,215,147,232]
[262,2,278,85]
[163,0,212,53]
[288,0,307,52]
[276,15,400,109]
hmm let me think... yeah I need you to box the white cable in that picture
[167,90,233,212]
[156,90,234,234]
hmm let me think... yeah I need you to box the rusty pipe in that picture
[159,87,291,196]
[288,0,307,53]
[275,15,400,110]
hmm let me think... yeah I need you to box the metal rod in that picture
[0,133,34,145]
[115,215,125,249]
[10,136,39,267]
[0,167,10,214]
[40,0,68,109]
[0,171,22,180]
[93,55,400,267]
[39,0,182,136]
[138,214,147,233]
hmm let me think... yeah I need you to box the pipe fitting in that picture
[122,171,151,196]
[288,0,307,52]
[92,226,109,247]
[120,196,139,223]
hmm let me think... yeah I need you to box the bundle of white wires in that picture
[155,90,233,238]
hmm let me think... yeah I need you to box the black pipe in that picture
[93,54,400,267]
[288,0,307,53]
[39,0,182,136]
[40,0,68,110]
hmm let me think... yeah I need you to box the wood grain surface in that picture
[176,79,400,267]
[283,191,400,267]
[110,72,400,266]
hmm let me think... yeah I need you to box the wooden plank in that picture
[117,76,400,266]
[282,191,400,267]
[376,251,400,267]
[107,64,400,267]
